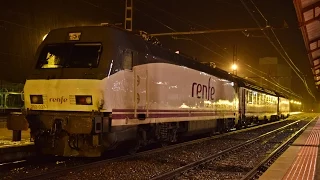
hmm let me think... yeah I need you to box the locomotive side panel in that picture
[105,63,239,126]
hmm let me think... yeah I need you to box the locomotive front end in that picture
[7,26,118,157]
[24,79,103,157]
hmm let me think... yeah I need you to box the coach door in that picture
[133,65,148,120]
[240,88,246,119]
[122,48,149,120]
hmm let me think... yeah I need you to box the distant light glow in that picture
[231,64,237,71]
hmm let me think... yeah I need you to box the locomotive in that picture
[7,24,301,157]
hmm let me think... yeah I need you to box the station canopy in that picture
[294,0,320,89]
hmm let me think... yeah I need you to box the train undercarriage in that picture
[6,110,286,157]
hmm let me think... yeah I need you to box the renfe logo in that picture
[49,96,68,104]
[192,77,215,100]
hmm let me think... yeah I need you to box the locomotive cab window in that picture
[36,43,102,69]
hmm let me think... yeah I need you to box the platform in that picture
[0,120,35,163]
[0,121,32,148]
[260,117,320,180]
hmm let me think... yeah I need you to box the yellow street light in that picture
[231,64,237,71]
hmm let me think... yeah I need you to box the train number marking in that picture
[30,104,47,110]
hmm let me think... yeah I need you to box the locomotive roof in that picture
[44,25,282,97]
[101,24,281,97]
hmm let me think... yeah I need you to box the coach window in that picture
[252,92,256,105]
[247,91,253,104]
[122,49,133,70]
[246,91,249,103]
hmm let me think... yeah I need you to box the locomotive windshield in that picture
[36,43,102,69]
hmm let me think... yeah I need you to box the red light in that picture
[79,97,85,104]
[75,95,93,105]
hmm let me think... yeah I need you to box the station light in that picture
[231,64,237,71]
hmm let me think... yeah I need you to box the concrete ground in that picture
[0,122,32,147]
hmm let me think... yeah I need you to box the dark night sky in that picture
[0,0,319,108]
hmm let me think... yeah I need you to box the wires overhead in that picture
[79,0,122,17]
[133,1,226,66]
[84,0,304,99]
[239,0,316,100]
[135,0,300,99]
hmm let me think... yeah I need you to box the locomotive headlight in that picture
[75,95,93,105]
[85,97,92,104]
[32,96,38,103]
[30,95,44,104]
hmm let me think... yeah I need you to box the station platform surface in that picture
[0,121,33,148]
[0,121,35,163]
[260,117,320,180]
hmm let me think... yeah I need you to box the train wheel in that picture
[127,141,141,155]
[236,120,242,130]
[161,142,169,147]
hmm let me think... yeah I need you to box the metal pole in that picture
[235,45,238,76]
[12,130,22,141]
[233,45,238,75]
[125,0,133,31]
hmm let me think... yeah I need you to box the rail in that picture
[240,117,316,180]
[150,118,312,180]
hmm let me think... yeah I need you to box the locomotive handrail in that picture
[0,88,8,93]
[21,91,24,102]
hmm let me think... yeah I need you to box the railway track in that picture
[151,116,316,180]
[5,115,311,180]
[240,120,314,180]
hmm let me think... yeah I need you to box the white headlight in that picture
[85,97,92,104]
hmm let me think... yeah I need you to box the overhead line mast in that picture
[125,0,133,31]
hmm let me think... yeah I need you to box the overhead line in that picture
[136,0,297,97]
[239,0,316,100]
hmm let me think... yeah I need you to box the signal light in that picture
[30,95,44,104]
[75,95,93,105]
